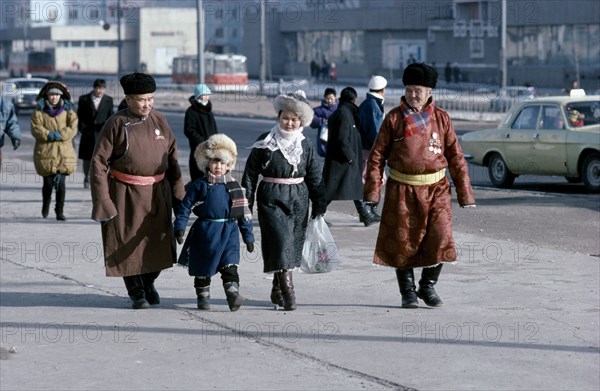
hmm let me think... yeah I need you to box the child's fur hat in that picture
[194,134,237,172]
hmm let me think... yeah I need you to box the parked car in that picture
[2,76,48,114]
[489,86,536,112]
[461,93,600,193]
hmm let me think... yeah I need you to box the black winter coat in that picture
[323,100,364,201]
[242,132,327,273]
[184,96,218,181]
[77,92,114,160]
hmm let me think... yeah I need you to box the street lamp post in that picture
[117,0,122,79]
[197,0,205,84]
[259,0,266,94]
[500,0,507,89]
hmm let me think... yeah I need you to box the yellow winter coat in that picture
[31,100,78,176]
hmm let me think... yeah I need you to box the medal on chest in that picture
[154,128,165,140]
[428,132,442,154]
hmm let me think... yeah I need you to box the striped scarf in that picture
[207,171,252,220]
[399,97,435,138]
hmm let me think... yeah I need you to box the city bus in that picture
[172,53,248,91]
[8,51,55,78]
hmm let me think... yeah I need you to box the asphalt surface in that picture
[0,94,598,391]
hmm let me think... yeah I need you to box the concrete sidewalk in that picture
[0,98,598,390]
[1,159,599,391]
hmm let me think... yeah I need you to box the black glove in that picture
[175,230,185,245]
[311,205,326,219]
[172,198,182,209]
[12,139,21,150]
[246,242,254,253]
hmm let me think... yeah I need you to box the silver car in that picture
[2,77,48,114]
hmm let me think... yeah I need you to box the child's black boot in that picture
[224,282,244,311]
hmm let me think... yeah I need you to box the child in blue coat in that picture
[174,134,254,311]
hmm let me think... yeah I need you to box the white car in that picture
[2,76,48,114]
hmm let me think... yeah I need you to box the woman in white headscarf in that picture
[242,90,327,311]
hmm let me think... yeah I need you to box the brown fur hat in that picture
[273,89,314,127]
[194,134,238,172]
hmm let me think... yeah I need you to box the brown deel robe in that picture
[364,104,475,270]
[90,110,185,276]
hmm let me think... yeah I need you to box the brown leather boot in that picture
[275,270,296,311]
[270,276,284,308]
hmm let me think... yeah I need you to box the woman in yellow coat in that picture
[31,81,78,220]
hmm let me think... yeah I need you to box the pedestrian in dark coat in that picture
[309,87,337,157]
[324,87,379,226]
[174,134,255,312]
[242,90,327,311]
[77,79,114,188]
[184,83,218,182]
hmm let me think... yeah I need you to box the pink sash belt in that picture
[110,168,165,186]
[262,177,304,184]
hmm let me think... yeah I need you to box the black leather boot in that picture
[354,200,380,227]
[275,270,296,311]
[370,204,381,221]
[270,276,284,308]
[417,264,444,307]
[123,275,149,309]
[141,271,160,305]
[54,174,66,221]
[42,176,52,218]
[396,268,419,308]
[224,282,244,311]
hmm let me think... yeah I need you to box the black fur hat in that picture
[402,63,438,89]
[120,72,156,95]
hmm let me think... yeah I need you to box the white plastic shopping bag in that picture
[319,125,328,142]
[301,216,343,273]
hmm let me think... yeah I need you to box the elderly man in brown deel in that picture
[364,63,476,309]
[90,72,185,309]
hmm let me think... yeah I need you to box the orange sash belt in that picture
[110,168,165,186]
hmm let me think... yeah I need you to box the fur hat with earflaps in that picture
[37,81,71,101]
[273,89,314,127]
[194,134,238,172]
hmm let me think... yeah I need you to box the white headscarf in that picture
[251,124,305,175]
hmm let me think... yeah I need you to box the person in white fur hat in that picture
[174,133,255,311]
[358,75,388,221]
[242,90,327,311]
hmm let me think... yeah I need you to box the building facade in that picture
[1,0,598,90]
[244,0,600,89]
